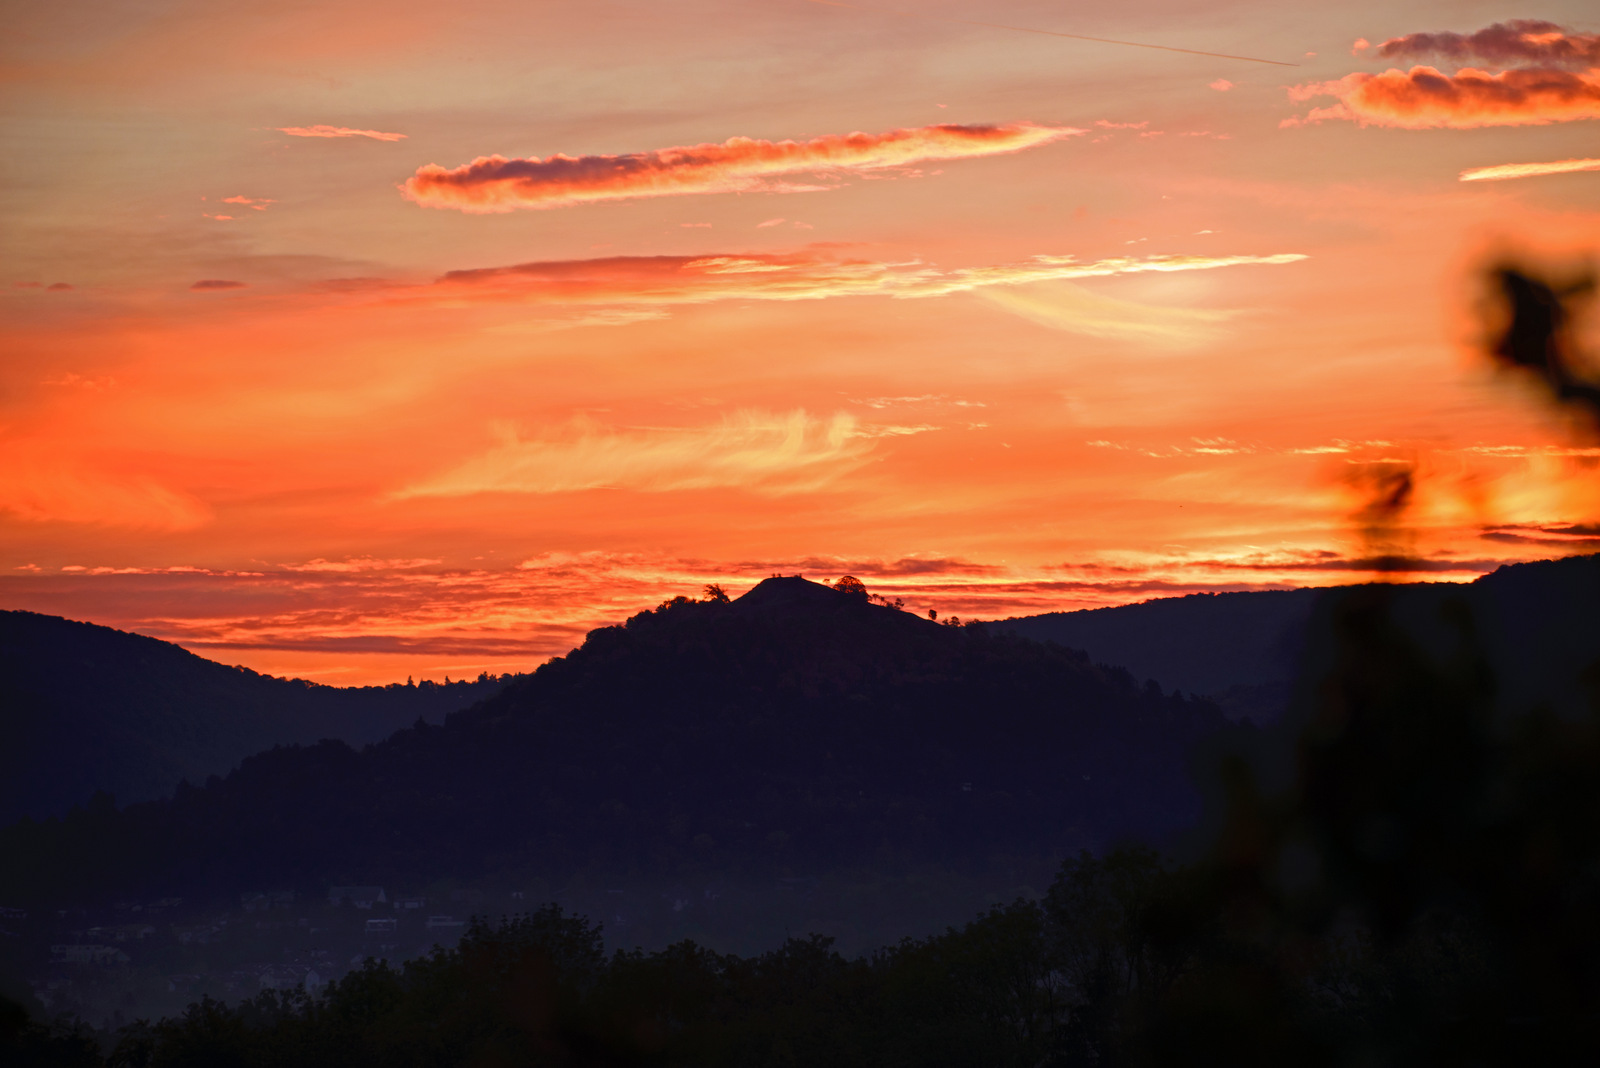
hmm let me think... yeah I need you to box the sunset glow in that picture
[4,2,1598,684]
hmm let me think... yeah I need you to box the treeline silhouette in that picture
[0,579,1225,907]
[1,611,523,823]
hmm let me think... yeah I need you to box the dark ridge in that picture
[991,553,1600,723]
[0,610,522,823]
[0,578,1227,907]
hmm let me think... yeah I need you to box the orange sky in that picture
[3,2,1599,684]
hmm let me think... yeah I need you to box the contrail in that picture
[807,0,1299,67]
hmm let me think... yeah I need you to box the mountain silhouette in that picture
[0,578,1226,906]
[0,611,520,823]
[994,553,1600,723]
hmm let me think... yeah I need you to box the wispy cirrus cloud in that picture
[0,451,211,530]
[1367,20,1600,69]
[394,410,889,499]
[278,125,407,141]
[426,249,1307,312]
[1460,157,1600,182]
[401,122,1079,212]
[1285,65,1600,128]
[975,282,1238,346]
[280,557,443,573]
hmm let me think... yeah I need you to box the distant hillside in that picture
[0,579,1227,906]
[0,611,522,823]
[992,554,1600,722]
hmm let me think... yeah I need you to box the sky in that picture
[3,1,1598,685]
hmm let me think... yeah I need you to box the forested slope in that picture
[0,611,520,823]
[0,579,1227,905]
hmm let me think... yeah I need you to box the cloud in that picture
[1285,65,1600,128]
[221,196,275,211]
[1460,157,1600,181]
[278,125,407,141]
[0,454,211,530]
[428,249,1308,312]
[190,279,247,290]
[281,557,443,572]
[765,555,1003,578]
[394,410,883,498]
[40,373,116,390]
[400,122,1080,212]
[1210,551,1502,574]
[975,281,1238,346]
[1370,20,1600,69]
[1209,79,1233,91]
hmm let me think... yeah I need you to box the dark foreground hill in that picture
[0,611,520,823]
[0,578,1226,908]
[12,576,1600,1066]
[995,553,1600,722]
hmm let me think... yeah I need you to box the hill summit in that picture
[1,579,1226,907]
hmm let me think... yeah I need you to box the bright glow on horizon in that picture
[3,2,1597,684]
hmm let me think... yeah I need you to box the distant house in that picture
[258,964,307,991]
[449,889,484,907]
[425,915,465,932]
[364,918,397,935]
[394,896,426,910]
[174,922,226,946]
[242,890,296,912]
[328,886,386,909]
[50,944,130,965]
[85,924,154,943]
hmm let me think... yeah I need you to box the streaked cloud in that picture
[1460,157,1600,182]
[394,410,882,498]
[1285,65,1600,128]
[0,453,211,531]
[401,122,1079,212]
[281,557,443,573]
[278,125,407,141]
[1368,21,1600,69]
[190,279,247,290]
[428,249,1307,312]
[974,281,1238,347]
